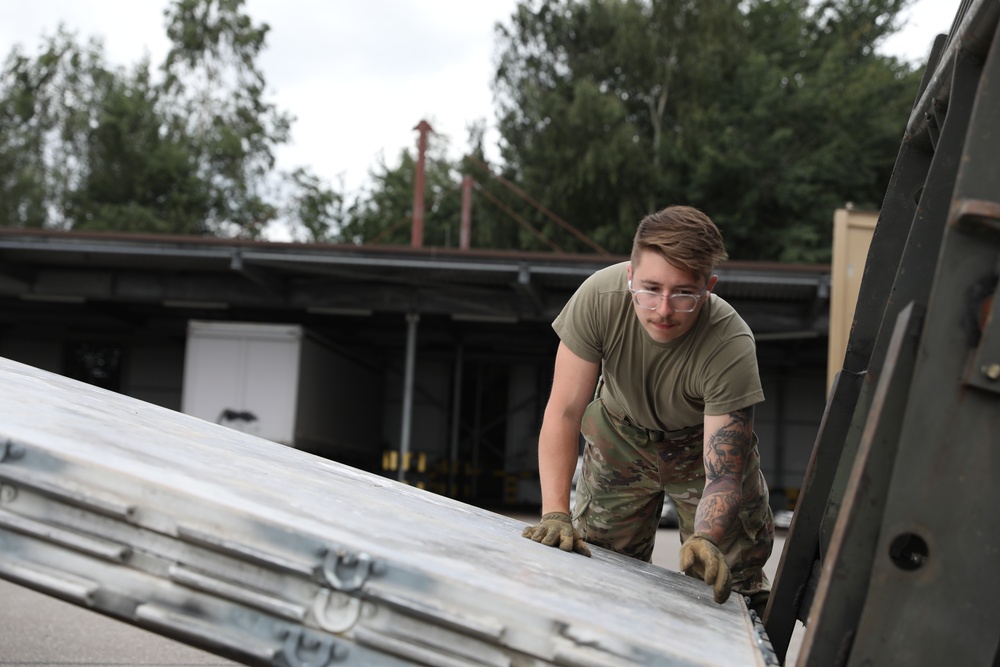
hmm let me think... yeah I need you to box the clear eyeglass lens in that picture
[633,291,699,312]
[670,295,699,311]
[634,292,661,309]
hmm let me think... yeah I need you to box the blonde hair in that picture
[630,206,728,281]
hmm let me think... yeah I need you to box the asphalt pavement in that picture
[0,524,802,666]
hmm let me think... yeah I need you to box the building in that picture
[0,228,831,510]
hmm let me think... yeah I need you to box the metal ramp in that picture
[0,356,774,667]
[764,0,1000,664]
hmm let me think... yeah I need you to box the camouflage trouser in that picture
[572,390,774,599]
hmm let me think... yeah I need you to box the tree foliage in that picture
[491,0,922,261]
[68,57,213,234]
[160,0,291,236]
[0,30,110,231]
[338,133,465,248]
[0,0,925,260]
[0,0,336,240]
[335,122,566,252]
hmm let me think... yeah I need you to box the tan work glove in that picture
[679,532,732,603]
[521,512,592,557]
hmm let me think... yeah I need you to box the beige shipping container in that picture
[827,208,878,393]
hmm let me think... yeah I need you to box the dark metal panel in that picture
[819,44,984,556]
[767,4,1000,662]
[763,368,862,663]
[763,4,1000,660]
[764,137,933,664]
[796,303,924,666]
[844,16,1000,665]
[847,230,999,662]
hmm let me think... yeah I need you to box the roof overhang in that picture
[0,229,831,354]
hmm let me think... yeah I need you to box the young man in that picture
[521,205,773,615]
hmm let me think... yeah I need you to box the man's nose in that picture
[656,296,674,314]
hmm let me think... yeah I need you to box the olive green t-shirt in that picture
[553,261,764,432]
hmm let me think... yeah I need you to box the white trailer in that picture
[181,320,382,468]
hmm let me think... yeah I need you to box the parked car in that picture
[570,456,679,528]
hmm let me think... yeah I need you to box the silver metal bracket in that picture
[320,547,382,592]
[279,627,346,667]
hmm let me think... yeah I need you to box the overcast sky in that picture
[0,0,964,200]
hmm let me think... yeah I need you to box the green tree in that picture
[0,29,105,230]
[338,132,467,248]
[335,122,561,252]
[67,59,212,233]
[459,120,561,252]
[0,27,225,234]
[0,0,339,240]
[282,167,345,243]
[492,0,922,261]
[160,0,292,237]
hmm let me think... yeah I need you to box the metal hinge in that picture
[320,546,383,592]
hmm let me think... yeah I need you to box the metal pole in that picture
[471,365,483,498]
[460,175,473,250]
[399,312,420,482]
[411,120,433,248]
[448,342,464,497]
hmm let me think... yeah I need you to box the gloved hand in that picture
[521,512,592,557]
[679,532,732,603]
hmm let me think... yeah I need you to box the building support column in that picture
[398,312,420,482]
[449,342,464,497]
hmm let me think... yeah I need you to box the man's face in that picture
[627,250,717,344]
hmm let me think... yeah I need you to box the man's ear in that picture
[706,275,719,293]
[626,263,632,282]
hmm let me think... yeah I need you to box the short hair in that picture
[630,206,728,281]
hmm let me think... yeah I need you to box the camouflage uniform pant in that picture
[572,390,774,599]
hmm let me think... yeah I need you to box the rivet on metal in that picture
[981,363,1000,381]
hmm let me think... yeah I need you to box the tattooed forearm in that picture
[696,476,740,535]
[696,407,754,539]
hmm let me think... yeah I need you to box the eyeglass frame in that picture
[627,279,707,313]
